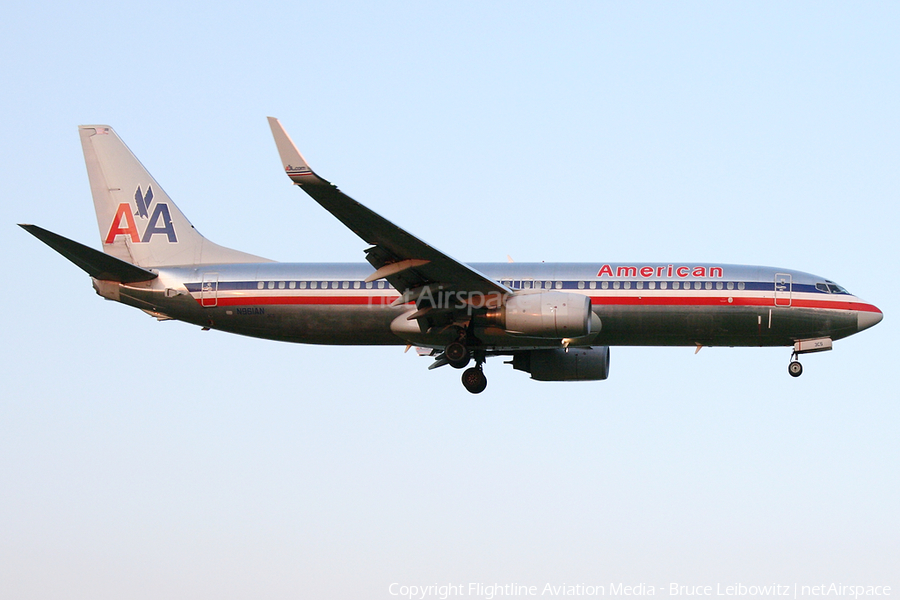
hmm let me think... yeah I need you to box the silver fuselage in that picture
[98,261,881,351]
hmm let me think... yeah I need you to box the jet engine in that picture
[512,347,611,381]
[485,292,592,338]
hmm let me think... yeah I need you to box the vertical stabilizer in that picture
[80,125,268,267]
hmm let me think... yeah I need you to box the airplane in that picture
[20,119,883,393]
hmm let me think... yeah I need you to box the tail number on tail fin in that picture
[105,185,177,244]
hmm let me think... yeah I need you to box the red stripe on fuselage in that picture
[588,296,881,312]
[191,294,881,313]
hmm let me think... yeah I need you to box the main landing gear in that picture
[462,365,488,394]
[788,358,803,378]
[444,340,471,369]
[443,334,487,394]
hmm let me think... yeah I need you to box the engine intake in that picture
[486,292,592,338]
[512,347,611,381]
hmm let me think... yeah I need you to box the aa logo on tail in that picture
[105,186,177,244]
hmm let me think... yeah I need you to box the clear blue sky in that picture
[1,2,897,598]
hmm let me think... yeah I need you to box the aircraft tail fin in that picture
[79,125,269,267]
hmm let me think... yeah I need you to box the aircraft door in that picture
[201,272,218,307]
[774,272,792,306]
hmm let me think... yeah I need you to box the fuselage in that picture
[103,261,882,350]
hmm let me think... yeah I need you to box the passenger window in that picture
[578,281,585,289]
[300,281,308,289]
[613,281,620,290]
[278,281,285,289]
[727,282,734,290]
[342,281,350,289]
[555,281,562,289]
[267,281,275,290]
[310,281,318,289]
[378,281,385,289]
[623,281,631,289]
[648,281,656,290]
[257,281,264,290]
[636,281,644,290]
[738,282,745,290]
[672,281,680,290]
[589,281,596,289]
[353,281,361,289]
[660,281,667,290]
[289,281,296,289]
[716,282,723,290]
[601,281,609,290]
[705,282,712,290]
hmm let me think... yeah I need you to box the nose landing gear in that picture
[787,337,833,378]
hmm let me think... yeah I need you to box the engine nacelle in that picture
[512,347,611,381]
[487,292,592,338]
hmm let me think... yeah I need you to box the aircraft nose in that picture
[858,306,883,332]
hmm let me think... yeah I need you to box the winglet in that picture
[267,117,330,186]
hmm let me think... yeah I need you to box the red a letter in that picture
[105,203,140,243]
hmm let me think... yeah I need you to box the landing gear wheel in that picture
[788,361,803,377]
[462,367,487,394]
[445,341,470,369]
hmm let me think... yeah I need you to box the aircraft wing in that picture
[268,117,511,304]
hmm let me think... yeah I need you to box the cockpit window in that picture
[817,281,850,294]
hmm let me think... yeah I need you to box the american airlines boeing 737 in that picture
[21,118,883,393]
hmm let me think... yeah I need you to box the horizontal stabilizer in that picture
[19,224,158,283]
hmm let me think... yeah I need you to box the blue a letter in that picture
[141,203,177,243]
